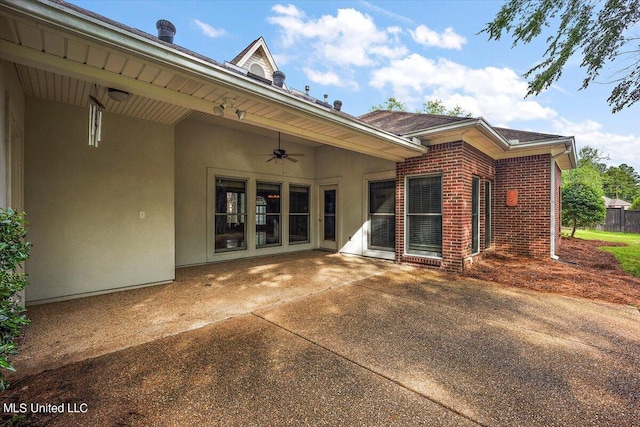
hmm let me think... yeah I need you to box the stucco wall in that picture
[174,119,316,266]
[314,145,396,256]
[25,97,175,303]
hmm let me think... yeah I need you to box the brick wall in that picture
[396,141,494,272]
[494,154,553,257]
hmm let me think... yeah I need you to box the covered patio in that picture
[10,251,394,379]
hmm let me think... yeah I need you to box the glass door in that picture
[320,186,337,250]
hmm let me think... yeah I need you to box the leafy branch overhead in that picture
[482,0,640,112]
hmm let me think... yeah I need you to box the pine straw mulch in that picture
[463,237,640,308]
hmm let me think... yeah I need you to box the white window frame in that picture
[404,174,443,259]
[471,176,480,255]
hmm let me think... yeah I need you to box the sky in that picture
[71,0,640,173]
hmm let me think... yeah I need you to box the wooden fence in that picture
[604,208,640,233]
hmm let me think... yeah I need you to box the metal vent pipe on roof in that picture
[333,100,342,111]
[156,19,176,43]
[273,70,286,88]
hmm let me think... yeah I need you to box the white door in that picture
[319,185,337,250]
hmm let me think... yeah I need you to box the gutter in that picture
[1,0,425,154]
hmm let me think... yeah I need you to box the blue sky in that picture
[72,0,640,174]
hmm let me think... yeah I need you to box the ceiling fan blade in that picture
[285,156,298,162]
[266,156,276,162]
[285,153,305,157]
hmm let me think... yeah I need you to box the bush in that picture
[0,208,31,390]
[632,197,640,210]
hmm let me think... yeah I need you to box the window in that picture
[215,178,246,252]
[249,63,265,78]
[485,181,492,249]
[256,182,281,247]
[406,175,442,257]
[369,180,395,251]
[472,177,480,254]
[289,185,310,244]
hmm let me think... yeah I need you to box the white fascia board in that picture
[2,0,425,155]
[514,136,577,168]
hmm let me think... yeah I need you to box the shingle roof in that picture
[493,127,564,143]
[358,110,470,135]
[358,110,566,142]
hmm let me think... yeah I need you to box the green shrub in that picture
[0,208,31,391]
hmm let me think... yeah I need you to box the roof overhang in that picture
[404,118,577,170]
[0,0,427,162]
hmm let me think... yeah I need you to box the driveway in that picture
[3,251,640,426]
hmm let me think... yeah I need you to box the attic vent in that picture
[156,19,176,44]
[250,63,265,78]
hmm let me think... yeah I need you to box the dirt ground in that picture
[1,241,640,426]
[464,237,640,307]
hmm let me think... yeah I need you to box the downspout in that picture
[550,145,572,260]
[550,157,558,260]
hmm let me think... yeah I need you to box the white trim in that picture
[362,171,396,261]
[205,167,315,263]
[319,183,339,251]
[550,157,557,259]
[403,173,443,259]
[471,176,481,256]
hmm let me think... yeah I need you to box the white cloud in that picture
[303,68,359,90]
[410,25,466,50]
[268,5,407,67]
[370,54,557,122]
[192,19,225,38]
[552,118,640,171]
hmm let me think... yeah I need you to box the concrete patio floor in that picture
[3,251,640,426]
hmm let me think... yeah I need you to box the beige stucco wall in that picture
[175,118,316,266]
[314,145,396,258]
[24,97,175,303]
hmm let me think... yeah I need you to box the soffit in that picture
[0,3,425,162]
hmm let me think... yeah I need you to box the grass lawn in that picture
[573,229,640,277]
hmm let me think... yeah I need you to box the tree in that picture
[370,97,406,112]
[421,99,473,117]
[603,164,640,201]
[577,146,609,174]
[562,181,606,237]
[631,197,640,210]
[370,97,472,117]
[482,0,640,113]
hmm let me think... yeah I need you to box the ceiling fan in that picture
[266,133,305,163]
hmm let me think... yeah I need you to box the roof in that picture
[358,111,470,135]
[358,110,577,169]
[603,197,632,207]
[358,110,564,142]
